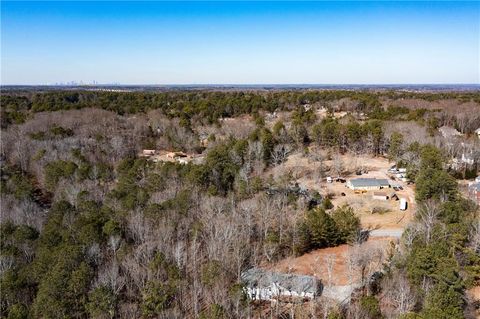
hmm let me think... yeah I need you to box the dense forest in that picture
[2,89,480,128]
[1,89,479,318]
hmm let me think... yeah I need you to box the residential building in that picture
[241,268,322,301]
[346,178,390,191]
[450,153,475,170]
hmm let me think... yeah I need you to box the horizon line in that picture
[2,83,480,87]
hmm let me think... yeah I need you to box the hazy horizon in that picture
[3,83,480,87]
[2,1,479,85]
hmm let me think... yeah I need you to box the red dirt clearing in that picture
[266,238,396,286]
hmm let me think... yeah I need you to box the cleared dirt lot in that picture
[269,151,416,232]
[329,191,414,231]
[268,237,395,286]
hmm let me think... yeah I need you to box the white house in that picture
[450,153,475,170]
[241,268,322,301]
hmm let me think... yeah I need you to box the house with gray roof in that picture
[241,268,322,301]
[347,178,391,191]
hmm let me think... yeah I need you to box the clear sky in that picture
[1,1,479,85]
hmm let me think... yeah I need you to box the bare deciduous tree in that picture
[348,241,385,287]
[271,144,292,165]
[469,219,480,253]
[97,259,126,296]
[382,271,416,316]
[332,153,344,177]
[324,254,336,288]
[417,200,440,243]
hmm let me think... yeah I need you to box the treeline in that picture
[312,117,386,155]
[2,89,479,128]
[381,90,480,103]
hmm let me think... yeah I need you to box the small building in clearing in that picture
[241,268,322,301]
[347,178,390,191]
[141,149,156,157]
[372,192,388,201]
[166,151,187,159]
[148,150,199,165]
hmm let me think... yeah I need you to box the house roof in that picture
[373,192,387,196]
[349,178,390,188]
[241,268,321,294]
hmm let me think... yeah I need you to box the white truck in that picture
[400,198,408,211]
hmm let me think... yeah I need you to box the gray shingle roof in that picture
[241,268,322,294]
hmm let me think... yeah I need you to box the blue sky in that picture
[1,1,479,84]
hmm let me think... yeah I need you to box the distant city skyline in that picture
[1,1,479,85]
